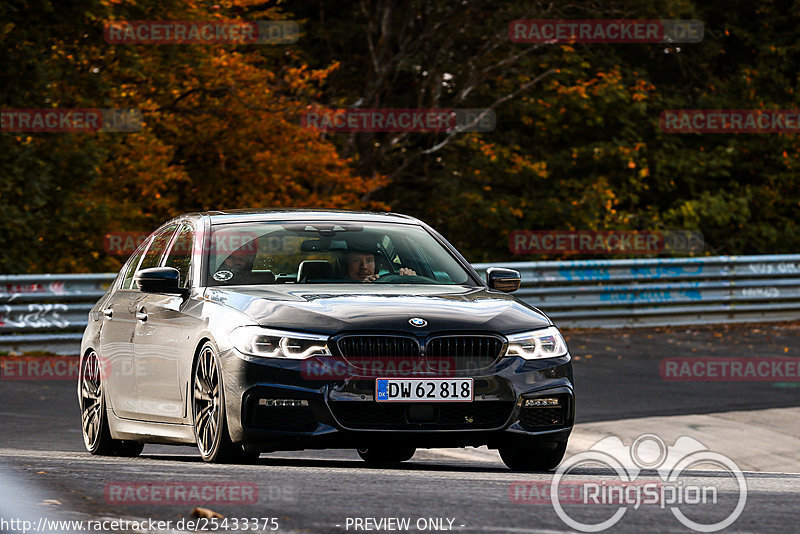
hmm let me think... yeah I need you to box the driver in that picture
[220,253,252,272]
[213,249,256,282]
[343,251,416,282]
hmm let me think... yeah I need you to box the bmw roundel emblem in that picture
[409,317,427,327]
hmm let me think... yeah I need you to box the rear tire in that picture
[357,447,416,466]
[80,350,143,457]
[499,440,567,471]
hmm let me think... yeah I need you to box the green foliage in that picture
[285,0,800,261]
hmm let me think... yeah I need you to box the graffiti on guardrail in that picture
[600,289,702,302]
[3,283,45,295]
[1,282,68,302]
[740,287,780,298]
[0,304,70,329]
[555,264,705,282]
[630,265,704,277]
[555,268,611,281]
[748,262,800,275]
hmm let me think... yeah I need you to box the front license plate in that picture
[375,378,473,402]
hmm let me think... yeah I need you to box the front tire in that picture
[357,447,416,467]
[499,440,567,471]
[192,342,240,463]
[80,350,143,457]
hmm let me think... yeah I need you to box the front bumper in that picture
[219,349,574,451]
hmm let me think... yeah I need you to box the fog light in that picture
[258,399,309,407]
[524,397,560,407]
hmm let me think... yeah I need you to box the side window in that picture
[121,238,151,290]
[396,236,431,278]
[382,235,402,267]
[164,223,194,288]
[137,224,178,273]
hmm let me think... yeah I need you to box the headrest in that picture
[297,260,334,282]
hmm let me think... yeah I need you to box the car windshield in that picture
[206,221,474,286]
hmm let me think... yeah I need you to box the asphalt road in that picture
[1,323,799,533]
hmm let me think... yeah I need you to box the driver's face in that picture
[222,253,250,271]
[346,253,375,280]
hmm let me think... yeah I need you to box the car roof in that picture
[186,208,423,226]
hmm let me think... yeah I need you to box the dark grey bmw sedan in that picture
[79,209,574,470]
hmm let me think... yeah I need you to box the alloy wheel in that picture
[80,351,104,450]
[193,345,221,457]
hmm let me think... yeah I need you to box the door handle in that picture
[136,311,148,322]
[102,308,113,319]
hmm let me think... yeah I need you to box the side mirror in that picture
[135,267,188,296]
[486,267,521,293]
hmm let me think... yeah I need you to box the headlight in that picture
[505,327,569,360]
[230,326,331,359]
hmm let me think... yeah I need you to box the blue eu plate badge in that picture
[376,379,389,400]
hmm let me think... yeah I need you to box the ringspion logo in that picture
[545,434,747,532]
[510,479,664,505]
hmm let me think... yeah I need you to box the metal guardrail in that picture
[0,273,116,354]
[2,254,800,354]
[474,254,800,328]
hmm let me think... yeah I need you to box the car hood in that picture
[204,284,551,334]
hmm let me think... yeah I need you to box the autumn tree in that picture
[285,0,800,261]
[0,0,385,273]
